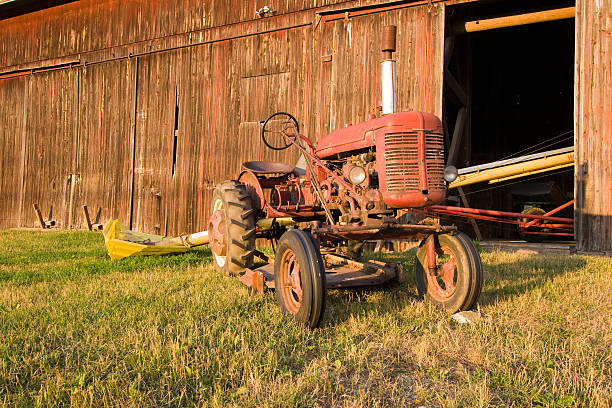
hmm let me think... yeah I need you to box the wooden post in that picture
[33,204,47,229]
[83,205,93,231]
[463,7,575,33]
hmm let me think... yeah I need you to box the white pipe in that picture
[381,60,397,115]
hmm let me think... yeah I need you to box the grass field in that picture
[0,230,610,407]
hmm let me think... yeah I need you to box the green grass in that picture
[0,230,610,407]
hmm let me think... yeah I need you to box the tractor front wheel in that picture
[208,181,256,275]
[414,232,482,313]
[274,229,326,328]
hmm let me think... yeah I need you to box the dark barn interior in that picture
[444,0,576,239]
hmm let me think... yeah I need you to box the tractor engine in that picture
[314,111,446,220]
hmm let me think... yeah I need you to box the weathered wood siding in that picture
[0,0,351,68]
[20,68,79,229]
[75,59,137,229]
[314,2,444,137]
[575,0,612,253]
[0,76,26,229]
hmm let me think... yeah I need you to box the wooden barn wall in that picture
[575,0,612,254]
[0,77,26,229]
[131,50,180,236]
[164,26,311,235]
[0,0,352,69]
[75,59,137,230]
[314,3,444,137]
[19,68,79,229]
[0,0,460,234]
[11,0,610,248]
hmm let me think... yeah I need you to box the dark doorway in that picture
[444,0,575,239]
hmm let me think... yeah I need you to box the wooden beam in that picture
[83,205,93,231]
[444,69,467,106]
[444,36,455,72]
[463,7,575,33]
[446,107,467,167]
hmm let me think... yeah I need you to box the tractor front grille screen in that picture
[384,131,445,192]
[426,132,445,190]
[384,132,419,191]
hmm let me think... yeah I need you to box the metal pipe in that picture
[381,25,397,115]
[165,230,209,247]
[449,149,575,189]
[463,7,575,33]
[428,205,574,224]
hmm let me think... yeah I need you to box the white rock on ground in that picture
[451,310,482,324]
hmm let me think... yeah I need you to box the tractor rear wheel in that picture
[274,229,326,328]
[414,232,482,313]
[208,181,256,275]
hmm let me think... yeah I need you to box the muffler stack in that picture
[381,25,397,115]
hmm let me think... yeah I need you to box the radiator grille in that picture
[384,131,445,192]
[426,133,445,190]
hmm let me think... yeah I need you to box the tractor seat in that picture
[242,161,294,176]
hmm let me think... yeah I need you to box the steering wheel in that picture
[261,112,300,151]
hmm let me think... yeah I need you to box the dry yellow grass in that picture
[0,230,610,407]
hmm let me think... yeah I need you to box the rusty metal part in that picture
[427,205,573,225]
[242,161,294,176]
[238,256,399,292]
[208,209,226,258]
[426,242,458,301]
[323,255,399,288]
[382,25,397,58]
[314,223,456,242]
[278,247,303,315]
[238,268,266,294]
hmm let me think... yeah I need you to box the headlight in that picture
[444,166,458,183]
[349,166,367,185]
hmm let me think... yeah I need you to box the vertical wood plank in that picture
[575,0,612,253]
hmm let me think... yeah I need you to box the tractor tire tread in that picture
[242,229,256,241]
[209,180,256,276]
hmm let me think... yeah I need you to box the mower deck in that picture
[238,254,401,294]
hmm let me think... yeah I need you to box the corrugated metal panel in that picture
[575,0,612,253]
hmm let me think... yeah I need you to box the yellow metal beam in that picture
[449,150,574,189]
[489,163,574,184]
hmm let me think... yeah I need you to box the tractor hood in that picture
[315,111,440,159]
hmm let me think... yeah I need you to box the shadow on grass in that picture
[477,252,587,307]
[320,249,589,326]
[322,249,423,327]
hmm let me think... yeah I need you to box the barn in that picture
[0,0,610,254]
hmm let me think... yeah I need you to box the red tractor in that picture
[208,27,482,328]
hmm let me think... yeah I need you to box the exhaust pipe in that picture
[381,25,397,115]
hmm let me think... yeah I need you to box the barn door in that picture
[131,51,181,235]
[20,68,79,229]
[0,76,27,229]
[315,3,444,137]
[76,59,137,229]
